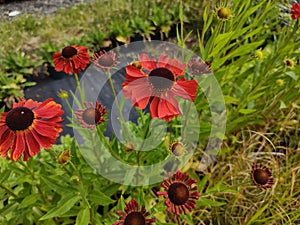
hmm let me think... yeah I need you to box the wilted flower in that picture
[75,101,106,130]
[188,58,212,75]
[93,50,118,71]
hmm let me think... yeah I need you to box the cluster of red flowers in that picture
[291,2,300,20]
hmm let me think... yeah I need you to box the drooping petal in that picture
[25,131,41,156]
[173,79,198,102]
[11,132,26,161]
[150,97,160,119]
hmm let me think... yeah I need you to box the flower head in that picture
[170,141,186,157]
[157,170,200,215]
[122,53,198,121]
[114,198,156,225]
[284,58,295,68]
[75,101,106,130]
[251,162,274,189]
[57,90,69,99]
[0,98,64,161]
[216,7,232,20]
[93,50,118,71]
[188,57,212,75]
[58,150,71,164]
[291,3,300,20]
[53,45,90,74]
[254,49,264,60]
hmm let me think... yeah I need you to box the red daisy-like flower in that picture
[122,53,198,121]
[292,3,300,19]
[93,50,118,71]
[251,162,274,189]
[157,170,200,215]
[114,198,156,225]
[0,98,64,161]
[53,45,90,74]
[75,101,106,130]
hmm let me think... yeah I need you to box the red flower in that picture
[114,198,156,225]
[122,53,198,121]
[157,170,200,215]
[251,162,274,189]
[93,50,118,71]
[0,98,64,161]
[53,45,90,74]
[292,3,300,19]
[75,101,106,130]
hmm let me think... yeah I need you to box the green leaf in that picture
[285,71,298,80]
[76,207,90,225]
[40,195,81,220]
[88,190,115,206]
[238,109,257,114]
[18,193,40,209]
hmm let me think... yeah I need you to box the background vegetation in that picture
[0,0,299,224]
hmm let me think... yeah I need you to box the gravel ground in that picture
[0,0,94,20]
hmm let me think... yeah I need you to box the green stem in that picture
[0,184,17,198]
[20,161,48,203]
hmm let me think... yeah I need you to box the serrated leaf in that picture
[40,195,81,220]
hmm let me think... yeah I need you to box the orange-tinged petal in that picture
[11,132,25,161]
[25,131,41,156]
[31,129,55,149]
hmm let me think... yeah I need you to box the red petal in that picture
[0,128,14,158]
[157,96,181,121]
[166,58,186,77]
[25,131,41,156]
[126,65,147,78]
[138,54,157,71]
[11,132,25,161]
[31,129,55,149]
[150,97,159,119]
[157,53,169,68]
[173,79,198,101]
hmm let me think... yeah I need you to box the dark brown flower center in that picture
[253,169,269,185]
[82,108,102,125]
[5,107,34,131]
[124,212,146,225]
[98,54,114,67]
[148,67,175,92]
[168,182,189,205]
[62,46,77,58]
